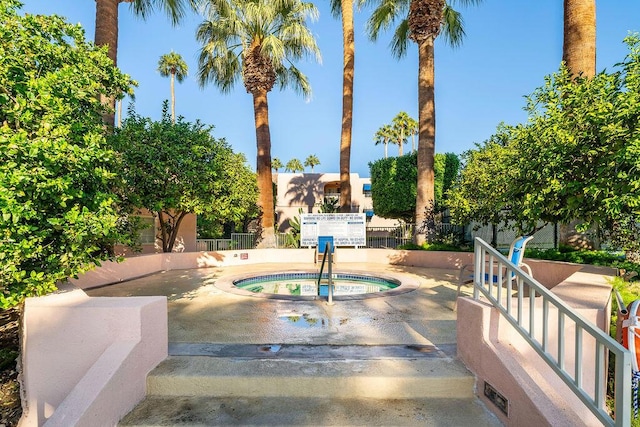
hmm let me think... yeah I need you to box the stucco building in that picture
[275,172,396,232]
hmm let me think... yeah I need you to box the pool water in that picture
[234,272,399,297]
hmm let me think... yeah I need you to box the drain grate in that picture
[484,381,508,416]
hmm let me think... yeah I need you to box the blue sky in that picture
[19,1,640,176]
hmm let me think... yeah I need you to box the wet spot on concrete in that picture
[280,313,328,328]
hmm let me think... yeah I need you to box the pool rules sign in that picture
[300,213,366,247]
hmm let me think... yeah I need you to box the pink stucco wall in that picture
[20,284,167,426]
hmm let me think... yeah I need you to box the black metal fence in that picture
[196,223,559,251]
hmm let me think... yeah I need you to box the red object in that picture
[622,300,640,371]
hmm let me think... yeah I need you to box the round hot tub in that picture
[215,270,419,300]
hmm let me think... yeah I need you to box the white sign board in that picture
[300,213,366,247]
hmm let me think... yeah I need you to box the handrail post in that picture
[327,242,334,305]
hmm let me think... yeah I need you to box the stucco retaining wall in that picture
[20,285,167,427]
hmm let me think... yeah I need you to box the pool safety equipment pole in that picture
[327,242,334,305]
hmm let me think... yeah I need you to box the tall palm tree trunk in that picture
[171,71,176,123]
[414,38,436,246]
[253,89,276,248]
[339,0,354,213]
[563,0,596,78]
[95,0,120,127]
[560,0,596,249]
[384,141,388,158]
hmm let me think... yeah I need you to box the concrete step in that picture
[119,396,503,426]
[118,344,503,426]
[146,344,475,399]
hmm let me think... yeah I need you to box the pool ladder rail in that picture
[317,242,335,305]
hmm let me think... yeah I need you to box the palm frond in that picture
[440,4,465,48]
[390,18,410,58]
[129,0,195,25]
[365,0,409,41]
[329,0,342,18]
[276,63,312,99]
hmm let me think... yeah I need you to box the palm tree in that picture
[94,0,196,126]
[366,0,481,245]
[158,51,189,123]
[407,115,418,153]
[330,0,355,213]
[304,155,321,172]
[563,0,596,78]
[391,111,415,156]
[374,124,394,159]
[197,0,321,248]
[272,157,284,173]
[286,158,305,173]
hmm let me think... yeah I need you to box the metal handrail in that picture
[316,242,334,305]
[471,237,631,427]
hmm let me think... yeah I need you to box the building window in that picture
[363,183,372,198]
[138,216,156,244]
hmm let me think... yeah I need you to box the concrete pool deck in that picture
[86,263,463,348]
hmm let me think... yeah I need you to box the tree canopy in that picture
[304,154,320,172]
[369,152,459,222]
[448,34,640,254]
[112,103,258,252]
[285,158,305,173]
[0,0,133,308]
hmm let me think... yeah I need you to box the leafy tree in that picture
[304,154,320,172]
[112,103,258,252]
[272,157,284,172]
[366,0,482,244]
[158,51,188,123]
[369,154,418,222]
[196,0,321,248]
[94,0,196,126]
[0,0,133,308]
[447,127,518,229]
[374,124,394,158]
[285,158,305,173]
[330,0,355,214]
[369,152,459,222]
[448,35,640,258]
[442,152,460,199]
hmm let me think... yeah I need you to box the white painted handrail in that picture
[472,237,631,427]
